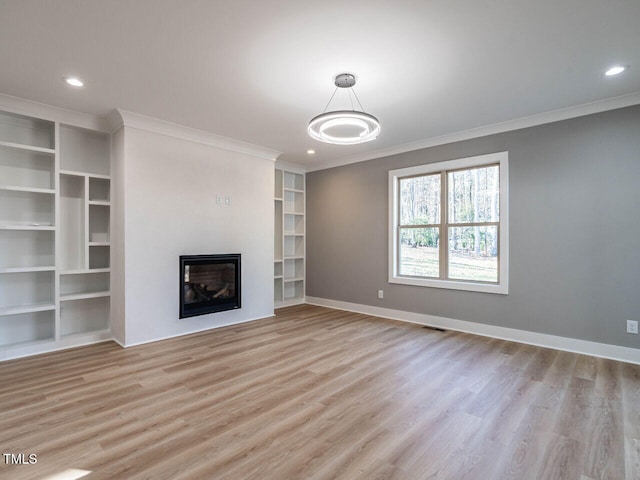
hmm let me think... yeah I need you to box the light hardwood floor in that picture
[1,304,639,479]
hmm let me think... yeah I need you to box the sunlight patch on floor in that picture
[42,468,92,480]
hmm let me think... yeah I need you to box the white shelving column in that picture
[274,169,284,305]
[58,125,111,338]
[275,166,305,307]
[0,107,112,360]
[0,111,57,350]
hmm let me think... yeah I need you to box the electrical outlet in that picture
[627,320,638,334]
[225,196,231,205]
[378,290,384,299]
[216,195,222,205]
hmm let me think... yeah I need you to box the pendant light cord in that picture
[322,87,339,113]
[322,80,367,113]
[351,87,366,111]
[348,89,355,110]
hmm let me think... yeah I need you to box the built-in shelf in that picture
[59,169,111,180]
[58,169,85,177]
[61,268,111,275]
[0,109,112,359]
[0,185,55,194]
[0,266,55,273]
[274,168,305,307]
[0,303,56,317]
[60,291,110,302]
[0,140,55,155]
[284,277,304,283]
[0,224,55,230]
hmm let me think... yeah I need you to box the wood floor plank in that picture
[538,433,582,480]
[0,304,638,479]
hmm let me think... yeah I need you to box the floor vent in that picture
[423,325,446,332]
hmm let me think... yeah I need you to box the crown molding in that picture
[0,93,111,132]
[305,91,640,172]
[115,109,281,161]
[275,160,307,173]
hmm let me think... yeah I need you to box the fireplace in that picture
[180,254,241,318]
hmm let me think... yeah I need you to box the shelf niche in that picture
[61,272,109,296]
[0,145,55,190]
[284,214,304,235]
[89,245,110,269]
[0,188,54,228]
[274,278,283,303]
[284,190,304,214]
[60,174,86,271]
[89,177,110,202]
[60,297,110,337]
[0,230,54,270]
[89,204,110,242]
[0,111,54,150]
[284,172,304,191]
[0,271,54,311]
[284,258,304,280]
[0,311,54,347]
[274,199,283,260]
[284,280,304,300]
[60,125,110,176]
[284,235,304,258]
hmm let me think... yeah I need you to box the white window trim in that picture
[388,151,509,294]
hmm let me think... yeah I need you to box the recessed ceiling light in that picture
[307,149,316,155]
[605,65,628,76]
[65,77,84,87]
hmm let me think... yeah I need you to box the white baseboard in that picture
[305,296,640,365]
[0,333,114,362]
[120,314,276,348]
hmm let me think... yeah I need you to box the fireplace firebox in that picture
[180,254,241,318]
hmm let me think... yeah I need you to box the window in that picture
[389,152,509,294]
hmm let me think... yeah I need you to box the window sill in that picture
[389,275,508,295]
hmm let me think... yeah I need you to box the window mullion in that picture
[396,177,402,278]
[440,170,447,280]
[398,223,441,229]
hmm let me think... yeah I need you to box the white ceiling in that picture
[1,0,639,170]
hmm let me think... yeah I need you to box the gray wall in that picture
[306,105,640,348]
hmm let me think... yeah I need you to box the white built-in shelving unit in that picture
[274,167,305,307]
[0,109,111,359]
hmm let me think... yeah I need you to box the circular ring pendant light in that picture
[308,73,381,145]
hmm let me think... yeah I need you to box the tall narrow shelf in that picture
[59,124,111,340]
[0,111,57,350]
[274,168,305,307]
[0,108,112,360]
